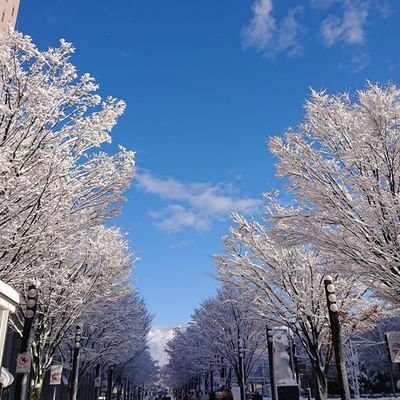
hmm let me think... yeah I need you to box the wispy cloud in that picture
[170,239,195,249]
[242,0,392,65]
[136,171,262,233]
[319,1,369,46]
[313,0,392,47]
[241,0,304,58]
[339,50,371,73]
[148,327,175,366]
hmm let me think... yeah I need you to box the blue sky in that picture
[19,0,400,344]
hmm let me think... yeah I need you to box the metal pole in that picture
[238,338,246,400]
[127,380,131,400]
[384,333,398,397]
[324,276,350,400]
[209,364,214,396]
[106,366,114,400]
[94,364,101,400]
[70,326,82,400]
[266,326,277,400]
[14,284,38,400]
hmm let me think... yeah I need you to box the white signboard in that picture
[101,380,108,393]
[49,365,63,385]
[386,332,400,363]
[16,353,31,374]
[94,376,101,388]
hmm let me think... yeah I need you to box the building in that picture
[0,0,20,32]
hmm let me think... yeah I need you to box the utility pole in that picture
[70,325,82,400]
[324,276,350,400]
[14,284,38,400]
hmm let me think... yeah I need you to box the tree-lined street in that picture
[2,1,400,400]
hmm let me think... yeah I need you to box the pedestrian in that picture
[221,388,234,400]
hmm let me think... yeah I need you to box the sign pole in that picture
[14,285,37,400]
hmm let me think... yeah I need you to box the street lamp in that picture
[14,284,37,400]
[266,326,277,400]
[70,325,82,400]
[238,338,246,400]
[324,276,350,400]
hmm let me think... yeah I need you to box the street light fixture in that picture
[14,283,37,400]
[70,325,82,400]
[266,326,277,400]
[324,276,350,400]
[238,338,246,400]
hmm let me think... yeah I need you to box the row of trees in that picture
[164,289,266,394]
[165,83,400,400]
[0,30,158,399]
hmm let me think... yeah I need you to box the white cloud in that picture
[241,0,304,58]
[242,0,392,61]
[148,327,175,366]
[136,171,263,233]
[316,0,392,47]
[320,2,368,46]
[149,205,211,232]
[170,239,195,249]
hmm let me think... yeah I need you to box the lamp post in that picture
[209,360,214,397]
[106,365,114,400]
[324,276,350,400]
[70,325,82,400]
[14,284,38,400]
[266,326,277,400]
[238,338,246,400]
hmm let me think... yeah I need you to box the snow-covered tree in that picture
[164,325,212,389]
[77,289,153,379]
[13,226,133,399]
[268,83,400,303]
[0,30,136,400]
[216,213,382,400]
[192,289,266,399]
[0,30,134,289]
[125,347,160,387]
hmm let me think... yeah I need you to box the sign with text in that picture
[94,376,101,388]
[16,353,31,374]
[386,332,400,363]
[49,365,63,385]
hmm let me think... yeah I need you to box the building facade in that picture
[0,0,20,32]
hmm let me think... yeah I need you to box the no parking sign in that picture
[16,353,31,374]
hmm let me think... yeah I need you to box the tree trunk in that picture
[30,370,46,400]
[312,365,328,400]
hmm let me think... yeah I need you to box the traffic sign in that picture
[386,332,400,363]
[49,365,63,385]
[16,353,31,374]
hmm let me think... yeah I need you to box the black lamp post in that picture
[106,365,114,400]
[238,338,246,400]
[14,284,38,400]
[266,326,277,400]
[324,276,350,400]
[70,325,82,400]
